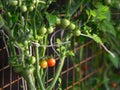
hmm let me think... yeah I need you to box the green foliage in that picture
[108,54,119,68]
[45,12,57,26]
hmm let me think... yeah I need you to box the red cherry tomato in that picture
[47,58,56,67]
[111,82,117,88]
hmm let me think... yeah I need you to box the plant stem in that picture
[32,3,45,90]
[28,75,36,90]
[35,47,45,90]
[47,56,66,90]
[21,50,25,67]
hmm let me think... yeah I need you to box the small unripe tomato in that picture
[20,5,27,12]
[39,60,48,69]
[28,6,34,11]
[47,26,54,34]
[73,29,81,36]
[9,0,18,6]
[38,26,47,35]
[55,17,61,25]
[47,58,56,67]
[67,23,76,30]
[29,56,36,64]
[60,19,70,28]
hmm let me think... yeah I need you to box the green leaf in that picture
[45,12,57,26]
[56,39,62,45]
[66,51,74,56]
[108,54,119,68]
[92,3,110,21]
[90,10,96,17]
[103,76,109,84]
[0,15,4,28]
[102,20,116,36]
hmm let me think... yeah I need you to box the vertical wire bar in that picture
[17,76,19,90]
[66,57,69,90]
[60,30,63,90]
[72,37,75,90]
[84,42,86,90]
[78,46,81,90]
[53,29,56,90]
[10,67,12,90]
[46,46,49,87]
[91,42,94,89]
[2,51,4,90]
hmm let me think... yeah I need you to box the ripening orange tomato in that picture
[39,60,48,69]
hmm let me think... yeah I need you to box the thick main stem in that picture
[28,75,36,90]
[35,47,45,90]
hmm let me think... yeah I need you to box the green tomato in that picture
[55,17,61,25]
[73,29,81,36]
[20,5,27,12]
[60,19,70,28]
[47,26,54,34]
[32,0,39,4]
[28,6,34,11]
[29,56,36,64]
[67,23,76,30]
[24,40,29,46]
[38,26,47,35]
[9,0,18,6]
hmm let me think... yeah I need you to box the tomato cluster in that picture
[55,18,81,36]
[8,0,37,12]
[39,58,56,69]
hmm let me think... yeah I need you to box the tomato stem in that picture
[35,47,45,90]
[27,75,36,90]
[21,50,25,67]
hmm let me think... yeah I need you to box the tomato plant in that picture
[0,0,119,90]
